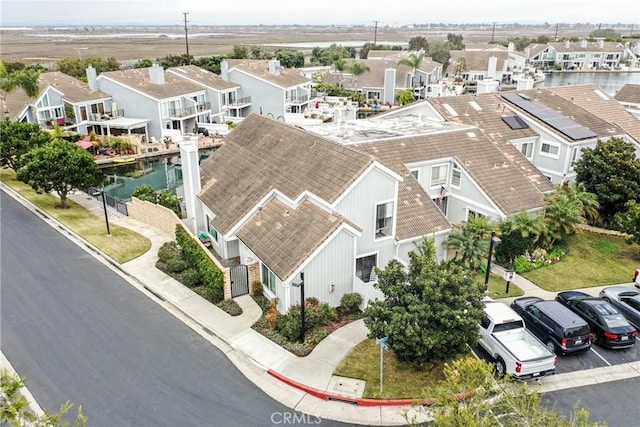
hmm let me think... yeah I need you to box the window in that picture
[375,202,394,238]
[432,196,448,214]
[468,210,484,220]
[541,142,559,157]
[410,169,419,180]
[431,164,448,187]
[262,264,277,294]
[356,254,377,283]
[451,163,461,188]
[521,142,534,159]
[570,146,580,168]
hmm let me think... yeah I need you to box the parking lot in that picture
[554,336,640,373]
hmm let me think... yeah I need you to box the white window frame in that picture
[451,163,461,188]
[374,201,394,239]
[570,146,580,169]
[261,264,278,295]
[430,163,449,188]
[355,252,378,283]
[521,141,534,160]
[540,141,560,159]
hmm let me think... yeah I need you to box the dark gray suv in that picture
[511,296,591,355]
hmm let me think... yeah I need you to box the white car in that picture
[634,268,640,288]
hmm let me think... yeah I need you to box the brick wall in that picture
[126,197,181,238]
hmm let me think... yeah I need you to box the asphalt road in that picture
[0,191,350,427]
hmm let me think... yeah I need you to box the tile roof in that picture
[549,84,640,144]
[167,65,240,91]
[614,84,640,104]
[39,72,110,103]
[428,93,553,195]
[355,128,552,216]
[501,87,623,141]
[448,50,517,72]
[527,41,626,58]
[236,198,356,281]
[198,113,373,235]
[100,67,204,99]
[226,59,310,88]
[0,87,31,120]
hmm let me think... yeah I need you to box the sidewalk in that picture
[5,186,638,425]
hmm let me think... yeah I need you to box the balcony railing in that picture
[285,94,309,105]
[226,96,251,108]
[169,103,211,118]
[89,109,125,121]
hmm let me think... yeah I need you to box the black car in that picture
[511,296,591,355]
[556,291,637,349]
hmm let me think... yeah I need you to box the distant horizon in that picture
[2,0,639,27]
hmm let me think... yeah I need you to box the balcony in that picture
[89,109,125,121]
[285,94,309,105]
[225,96,251,109]
[169,103,210,118]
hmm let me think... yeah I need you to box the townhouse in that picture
[526,40,637,70]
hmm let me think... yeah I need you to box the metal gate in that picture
[230,265,249,297]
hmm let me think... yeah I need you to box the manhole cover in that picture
[327,375,365,397]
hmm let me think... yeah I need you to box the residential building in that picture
[614,84,640,119]
[94,64,212,142]
[526,40,636,70]
[167,65,250,123]
[220,59,312,122]
[446,49,527,84]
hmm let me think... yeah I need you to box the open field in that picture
[0,25,592,63]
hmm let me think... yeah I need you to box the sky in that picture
[1,0,639,26]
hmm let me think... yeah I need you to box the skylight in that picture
[442,103,458,117]
[469,101,482,111]
[593,89,609,100]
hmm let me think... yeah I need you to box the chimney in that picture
[221,60,229,81]
[598,40,604,48]
[149,63,165,84]
[564,40,570,49]
[580,39,587,49]
[508,42,514,52]
[86,65,98,91]
[268,59,281,76]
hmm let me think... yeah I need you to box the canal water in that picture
[542,71,640,95]
[99,149,214,200]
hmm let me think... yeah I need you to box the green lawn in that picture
[1,169,150,263]
[483,272,524,299]
[521,232,640,291]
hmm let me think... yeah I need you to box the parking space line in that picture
[589,347,612,366]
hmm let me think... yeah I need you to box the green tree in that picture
[427,39,451,71]
[396,88,414,105]
[418,358,605,427]
[0,120,51,170]
[556,182,600,224]
[614,200,640,245]
[249,44,272,60]
[193,55,225,74]
[349,61,369,90]
[0,61,41,115]
[408,36,429,52]
[452,57,467,82]
[157,54,192,69]
[274,49,304,68]
[56,56,120,81]
[574,137,640,224]
[397,52,426,87]
[445,33,464,50]
[365,238,485,365]
[132,183,158,203]
[17,139,97,209]
[132,58,155,68]
[541,192,583,248]
[446,216,493,270]
[228,44,250,59]
[1,368,87,426]
[495,211,544,264]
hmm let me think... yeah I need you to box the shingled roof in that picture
[501,88,623,142]
[236,198,359,281]
[168,65,240,91]
[39,72,110,103]
[355,129,551,216]
[549,84,640,144]
[198,114,374,236]
[614,84,640,105]
[100,67,204,99]
[226,59,310,88]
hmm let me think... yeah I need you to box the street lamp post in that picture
[101,189,111,236]
[292,272,305,343]
[484,231,502,285]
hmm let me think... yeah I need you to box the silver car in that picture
[599,286,640,330]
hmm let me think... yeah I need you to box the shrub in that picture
[266,298,280,330]
[306,296,320,307]
[340,292,363,313]
[216,299,242,316]
[321,302,338,323]
[181,268,202,287]
[251,281,264,297]
[277,310,303,341]
[165,258,189,273]
[157,241,182,263]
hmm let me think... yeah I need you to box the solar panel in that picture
[501,92,597,140]
[502,115,529,130]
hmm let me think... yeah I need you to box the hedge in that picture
[175,224,224,302]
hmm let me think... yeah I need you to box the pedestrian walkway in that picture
[4,185,639,425]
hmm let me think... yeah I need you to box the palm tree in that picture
[397,52,425,87]
[505,211,545,238]
[556,182,600,224]
[349,61,369,91]
[0,62,40,115]
[542,194,583,247]
[446,219,492,270]
[333,58,346,90]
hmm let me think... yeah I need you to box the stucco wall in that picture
[127,197,182,238]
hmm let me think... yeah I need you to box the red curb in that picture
[267,369,473,407]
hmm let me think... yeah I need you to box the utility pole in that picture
[555,23,559,41]
[183,12,190,64]
[373,20,379,45]
[490,22,496,44]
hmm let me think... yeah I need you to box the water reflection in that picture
[99,149,214,200]
[542,72,640,95]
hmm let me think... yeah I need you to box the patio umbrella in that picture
[76,136,93,149]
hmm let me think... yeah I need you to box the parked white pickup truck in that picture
[479,299,557,380]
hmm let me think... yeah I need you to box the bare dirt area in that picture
[0,25,584,64]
